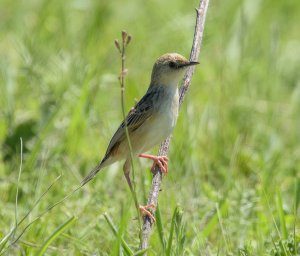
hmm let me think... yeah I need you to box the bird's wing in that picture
[102,89,158,162]
[81,87,161,186]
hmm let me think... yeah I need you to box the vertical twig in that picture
[115,32,142,233]
[140,0,210,251]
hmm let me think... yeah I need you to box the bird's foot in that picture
[139,154,169,175]
[139,204,156,223]
[150,155,169,175]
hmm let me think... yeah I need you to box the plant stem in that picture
[119,32,142,237]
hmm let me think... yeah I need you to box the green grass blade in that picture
[166,206,178,256]
[17,175,61,227]
[9,176,78,249]
[295,177,300,211]
[0,139,24,253]
[0,228,15,253]
[174,207,185,255]
[14,138,23,235]
[5,176,64,251]
[23,101,62,172]
[216,202,230,253]
[103,213,133,256]
[199,201,228,241]
[36,216,76,256]
[271,237,280,255]
[133,248,149,255]
[103,213,118,233]
[155,204,166,251]
[277,190,288,239]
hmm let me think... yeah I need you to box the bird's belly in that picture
[132,98,179,154]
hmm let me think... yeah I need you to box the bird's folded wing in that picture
[102,89,157,160]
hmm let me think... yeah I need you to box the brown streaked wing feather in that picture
[101,89,158,162]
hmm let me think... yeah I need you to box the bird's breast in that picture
[133,87,179,154]
[157,87,179,132]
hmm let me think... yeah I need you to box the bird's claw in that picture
[151,156,169,175]
[139,204,156,223]
[139,154,169,175]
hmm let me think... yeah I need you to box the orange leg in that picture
[139,154,169,175]
[123,160,156,222]
[139,204,156,223]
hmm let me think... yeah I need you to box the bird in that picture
[81,53,198,220]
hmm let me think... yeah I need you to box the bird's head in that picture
[150,53,199,87]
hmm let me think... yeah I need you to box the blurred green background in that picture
[0,0,299,255]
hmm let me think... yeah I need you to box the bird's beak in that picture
[178,61,199,68]
[188,61,199,66]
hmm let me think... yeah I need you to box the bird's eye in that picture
[169,61,177,69]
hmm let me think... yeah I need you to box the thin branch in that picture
[116,32,143,234]
[140,0,210,250]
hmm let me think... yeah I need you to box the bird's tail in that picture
[80,162,103,187]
